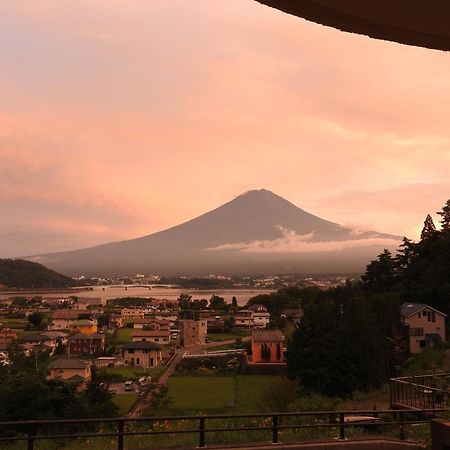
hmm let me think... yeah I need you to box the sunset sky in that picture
[1,0,450,257]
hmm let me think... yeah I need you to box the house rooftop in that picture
[70,333,105,340]
[400,303,447,318]
[132,330,170,337]
[252,330,284,342]
[52,310,80,319]
[49,358,89,369]
[72,319,95,326]
[122,341,162,350]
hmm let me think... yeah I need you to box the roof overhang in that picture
[256,0,450,51]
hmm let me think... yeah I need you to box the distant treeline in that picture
[0,259,76,289]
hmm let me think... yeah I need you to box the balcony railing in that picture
[0,408,445,450]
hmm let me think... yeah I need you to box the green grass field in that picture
[113,393,139,415]
[404,345,448,375]
[155,375,281,416]
[100,366,164,381]
[0,318,27,328]
[207,332,250,342]
[109,327,134,344]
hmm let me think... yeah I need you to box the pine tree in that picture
[361,249,397,293]
[420,214,437,240]
[437,199,450,232]
[395,237,415,273]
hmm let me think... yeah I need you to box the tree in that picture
[27,312,45,330]
[420,214,437,240]
[177,294,192,311]
[361,249,397,293]
[437,199,450,232]
[208,295,227,311]
[286,294,386,398]
[395,237,416,274]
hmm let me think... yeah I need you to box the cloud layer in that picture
[208,227,400,254]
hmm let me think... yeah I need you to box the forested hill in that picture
[0,259,76,289]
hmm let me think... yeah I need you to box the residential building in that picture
[131,318,170,330]
[132,330,170,345]
[70,319,98,334]
[122,341,162,368]
[251,330,284,363]
[121,308,145,319]
[207,319,225,333]
[109,315,124,328]
[18,334,58,355]
[47,358,91,390]
[49,309,80,330]
[235,306,270,329]
[68,333,105,357]
[95,356,117,368]
[234,310,253,328]
[73,298,105,310]
[179,319,207,346]
[144,319,170,331]
[400,303,447,353]
[248,305,271,328]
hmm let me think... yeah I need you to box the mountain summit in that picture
[29,189,401,276]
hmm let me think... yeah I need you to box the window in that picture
[410,327,424,336]
[432,311,436,322]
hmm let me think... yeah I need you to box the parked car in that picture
[124,380,133,391]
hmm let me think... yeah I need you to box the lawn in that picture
[157,375,281,416]
[0,318,28,328]
[99,366,164,381]
[404,346,448,375]
[207,332,250,342]
[109,327,134,344]
[113,393,138,415]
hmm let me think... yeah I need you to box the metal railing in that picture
[390,374,450,409]
[0,408,445,450]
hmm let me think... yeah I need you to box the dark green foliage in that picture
[107,297,151,308]
[421,214,437,240]
[437,199,450,232]
[0,258,75,289]
[27,312,46,329]
[175,354,242,376]
[247,286,318,327]
[178,294,208,318]
[209,295,228,310]
[286,289,386,398]
[256,377,299,412]
[361,249,397,293]
[0,344,118,431]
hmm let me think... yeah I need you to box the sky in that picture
[1,0,450,257]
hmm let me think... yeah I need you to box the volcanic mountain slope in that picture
[28,189,401,276]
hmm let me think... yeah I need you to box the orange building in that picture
[251,330,284,363]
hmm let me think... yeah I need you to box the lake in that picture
[0,286,275,307]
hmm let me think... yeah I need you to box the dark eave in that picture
[256,0,450,52]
